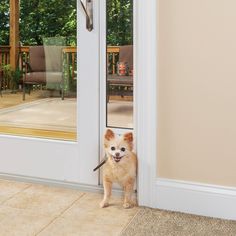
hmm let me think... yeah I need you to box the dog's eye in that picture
[120,147,126,152]
[111,146,116,151]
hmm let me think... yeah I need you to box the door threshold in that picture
[0,173,124,196]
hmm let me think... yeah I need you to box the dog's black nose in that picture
[115,152,120,157]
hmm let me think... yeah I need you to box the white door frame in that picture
[77,0,100,185]
[134,0,157,207]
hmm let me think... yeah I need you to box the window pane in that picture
[106,0,134,129]
[0,0,77,141]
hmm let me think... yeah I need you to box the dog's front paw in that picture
[100,200,109,208]
[123,202,132,209]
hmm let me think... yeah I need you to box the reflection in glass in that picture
[106,0,133,129]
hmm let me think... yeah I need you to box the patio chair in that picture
[23,45,64,100]
[107,45,133,102]
[119,45,133,73]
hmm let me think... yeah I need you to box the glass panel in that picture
[106,0,133,129]
[0,0,77,141]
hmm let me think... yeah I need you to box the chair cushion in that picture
[29,46,64,72]
[29,46,46,72]
[25,72,62,84]
[119,45,133,70]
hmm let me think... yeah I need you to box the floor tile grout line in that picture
[0,184,32,206]
[35,192,86,236]
[118,208,143,236]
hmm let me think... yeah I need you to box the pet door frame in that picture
[100,0,158,207]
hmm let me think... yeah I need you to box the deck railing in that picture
[107,46,120,74]
[0,46,11,90]
[0,46,10,65]
[0,45,120,90]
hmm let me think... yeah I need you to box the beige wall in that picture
[157,0,236,187]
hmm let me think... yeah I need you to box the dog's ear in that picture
[105,129,115,141]
[123,132,133,143]
[123,132,133,150]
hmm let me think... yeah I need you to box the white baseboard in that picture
[155,178,236,220]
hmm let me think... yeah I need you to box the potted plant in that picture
[0,64,22,93]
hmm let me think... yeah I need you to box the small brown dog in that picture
[100,129,137,209]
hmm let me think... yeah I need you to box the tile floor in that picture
[0,179,139,236]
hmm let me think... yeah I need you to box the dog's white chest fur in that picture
[103,155,136,185]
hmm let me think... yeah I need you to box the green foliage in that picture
[0,64,12,81]
[0,0,9,45]
[0,0,133,46]
[0,64,22,91]
[107,0,133,46]
[20,0,76,46]
[0,0,76,46]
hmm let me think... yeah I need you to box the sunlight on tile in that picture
[3,184,84,217]
[0,205,56,236]
[38,193,139,236]
[0,179,139,236]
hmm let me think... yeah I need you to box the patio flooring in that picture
[0,91,133,140]
[0,178,139,236]
[0,90,43,109]
[107,100,133,129]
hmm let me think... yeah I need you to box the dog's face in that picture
[104,129,133,163]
